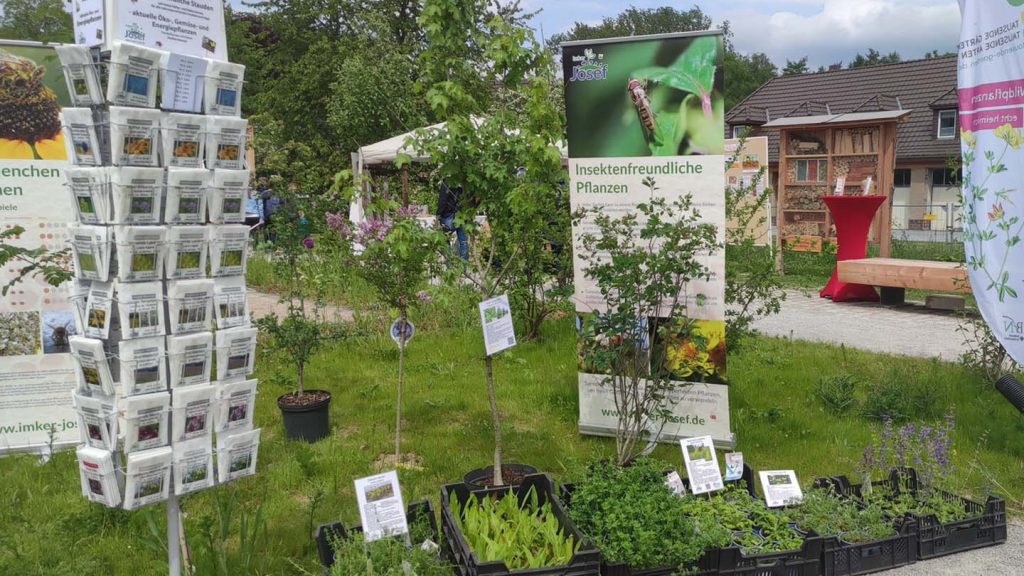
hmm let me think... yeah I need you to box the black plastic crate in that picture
[441,472,601,576]
[715,538,824,576]
[315,499,438,570]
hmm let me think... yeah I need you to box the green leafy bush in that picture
[816,374,857,415]
[329,514,449,576]
[787,487,895,543]
[453,487,580,570]
[681,484,802,554]
[860,376,941,423]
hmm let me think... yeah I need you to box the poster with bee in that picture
[562,32,733,447]
[0,41,81,453]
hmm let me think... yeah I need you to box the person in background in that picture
[244,190,265,243]
[438,180,468,260]
[262,187,283,244]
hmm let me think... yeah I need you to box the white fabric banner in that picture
[958,2,1024,362]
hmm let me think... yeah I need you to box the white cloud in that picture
[723,0,961,67]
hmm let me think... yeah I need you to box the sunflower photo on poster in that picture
[0,45,71,160]
[653,318,726,384]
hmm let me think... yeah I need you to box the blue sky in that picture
[523,1,961,68]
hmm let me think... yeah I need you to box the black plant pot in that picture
[277,390,331,442]
[463,463,538,490]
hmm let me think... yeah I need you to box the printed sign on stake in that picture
[724,452,744,481]
[759,470,803,508]
[354,470,409,542]
[680,435,724,495]
[479,294,516,356]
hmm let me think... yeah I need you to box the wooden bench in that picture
[837,258,969,305]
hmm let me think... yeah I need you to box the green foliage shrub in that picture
[329,514,449,576]
[815,374,857,415]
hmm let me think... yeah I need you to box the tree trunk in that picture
[297,362,304,396]
[395,311,407,460]
[485,354,504,485]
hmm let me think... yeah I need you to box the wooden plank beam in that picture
[838,258,970,293]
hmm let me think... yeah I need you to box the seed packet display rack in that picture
[58,43,256,576]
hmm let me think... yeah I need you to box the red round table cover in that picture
[820,195,887,302]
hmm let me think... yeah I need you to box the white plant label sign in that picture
[759,470,803,508]
[390,318,415,349]
[680,435,723,495]
[354,470,408,542]
[479,294,516,356]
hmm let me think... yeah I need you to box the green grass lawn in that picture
[2,315,1021,575]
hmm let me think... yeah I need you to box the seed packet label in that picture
[162,113,206,168]
[834,176,846,195]
[77,446,122,508]
[478,294,516,356]
[115,226,166,282]
[206,117,247,170]
[167,279,214,334]
[354,470,409,542]
[165,169,209,224]
[174,437,214,495]
[67,167,110,224]
[123,391,170,453]
[69,336,115,396]
[84,281,114,339]
[112,167,164,224]
[55,45,103,106]
[62,108,102,166]
[74,392,118,451]
[160,53,207,113]
[759,470,803,508]
[117,336,167,396]
[209,169,249,224]
[116,281,166,339]
[172,384,215,442]
[665,471,687,497]
[214,276,249,329]
[123,446,173,510]
[109,107,161,167]
[165,226,208,279]
[70,278,92,336]
[70,225,110,281]
[680,435,724,495]
[167,332,213,388]
[725,452,744,481]
[209,224,249,277]
[203,61,245,116]
[215,326,257,381]
[216,379,257,433]
[217,428,260,483]
[107,41,162,108]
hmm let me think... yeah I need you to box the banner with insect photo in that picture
[0,41,80,452]
[562,31,733,447]
[957,1,1024,365]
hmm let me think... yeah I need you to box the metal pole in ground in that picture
[168,489,181,576]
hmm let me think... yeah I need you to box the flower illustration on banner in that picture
[988,203,1005,221]
[995,124,1023,149]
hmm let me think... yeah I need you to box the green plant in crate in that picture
[329,514,449,576]
[788,486,896,544]
[452,487,580,570]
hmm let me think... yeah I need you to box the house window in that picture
[937,110,957,139]
[931,167,961,187]
[894,169,911,187]
[732,125,750,138]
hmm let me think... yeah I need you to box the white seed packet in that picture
[165,226,208,279]
[111,167,164,224]
[167,279,214,334]
[83,280,114,339]
[213,276,249,329]
[216,428,260,483]
[167,332,213,388]
[115,281,166,339]
[209,224,249,277]
[61,107,102,166]
[172,383,216,442]
[208,169,249,224]
[165,169,210,224]
[203,60,245,116]
[123,446,173,510]
[70,278,92,335]
[117,336,167,396]
[205,116,247,170]
[161,113,206,169]
[67,167,111,224]
[106,40,162,108]
[69,224,111,281]
[114,225,166,282]
[216,379,257,433]
[73,391,118,451]
[215,326,257,381]
[77,446,122,508]
[55,44,103,106]
[69,336,115,396]
[122,391,170,453]
[174,437,214,495]
[109,106,162,167]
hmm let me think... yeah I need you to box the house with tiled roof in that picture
[726,55,961,233]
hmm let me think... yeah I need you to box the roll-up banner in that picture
[958,2,1024,363]
[562,31,734,447]
[0,41,79,452]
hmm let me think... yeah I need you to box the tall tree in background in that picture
[782,57,810,76]
[723,51,776,110]
[849,48,901,68]
[0,0,72,43]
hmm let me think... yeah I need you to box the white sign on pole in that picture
[479,294,516,356]
[354,470,409,542]
[759,470,803,508]
[680,435,724,495]
[103,0,228,60]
